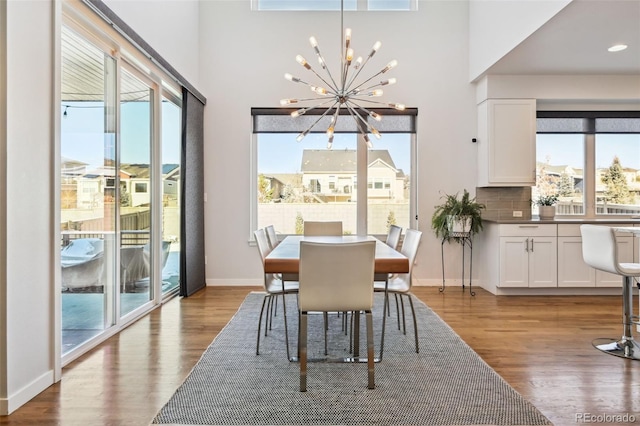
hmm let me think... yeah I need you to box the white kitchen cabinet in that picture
[477,99,536,187]
[557,224,634,288]
[498,225,557,288]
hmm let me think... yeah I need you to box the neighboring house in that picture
[300,149,405,203]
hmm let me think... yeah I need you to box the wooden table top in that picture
[264,235,409,274]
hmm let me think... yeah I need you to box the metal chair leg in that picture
[407,294,419,353]
[366,310,375,389]
[300,312,308,392]
[256,295,269,355]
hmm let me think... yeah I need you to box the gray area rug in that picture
[153,292,552,425]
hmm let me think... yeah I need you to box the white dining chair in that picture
[254,228,299,359]
[303,221,343,236]
[298,240,376,391]
[374,228,422,357]
[580,224,640,360]
[265,224,279,249]
[375,225,403,317]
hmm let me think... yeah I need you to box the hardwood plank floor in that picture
[1,286,639,425]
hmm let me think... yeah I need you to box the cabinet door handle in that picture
[525,238,529,252]
[531,238,534,252]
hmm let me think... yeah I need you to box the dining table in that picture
[264,235,410,363]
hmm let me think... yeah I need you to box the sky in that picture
[61,101,181,170]
[537,133,640,170]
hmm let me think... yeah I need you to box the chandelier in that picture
[279,1,404,149]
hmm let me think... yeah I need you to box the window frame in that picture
[536,111,640,219]
[250,107,418,238]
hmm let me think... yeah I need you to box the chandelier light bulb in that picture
[382,59,398,73]
[369,41,382,58]
[346,48,354,63]
[281,18,404,149]
[364,134,373,149]
[296,55,311,70]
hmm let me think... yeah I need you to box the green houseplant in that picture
[431,190,485,241]
[534,194,559,220]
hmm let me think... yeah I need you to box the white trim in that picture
[1,371,54,414]
[52,0,63,384]
[0,0,7,409]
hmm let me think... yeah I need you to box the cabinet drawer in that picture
[499,224,556,237]
[558,223,637,237]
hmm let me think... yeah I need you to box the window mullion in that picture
[584,133,596,218]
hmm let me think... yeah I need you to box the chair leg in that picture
[266,296,273,333]
[407,294,419,353]
[324,312,328,355]
[256,295,269,355]
[400,295,407,334]
[281,293,291,360]
[300,312,308,392]
[366,310,375,389]
[394,294,401,330]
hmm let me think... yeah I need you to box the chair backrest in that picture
[303,221,343,236]
[394,228,422,287]
[580,224,620,275]
[299,240,376,312]
[265,225,279,249]
[253,228,272,262]
[386,225,402,250]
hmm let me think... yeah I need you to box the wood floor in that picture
[2,286,639,425]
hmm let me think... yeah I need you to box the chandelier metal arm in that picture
[296,101,339,141]
[310,42,341,92]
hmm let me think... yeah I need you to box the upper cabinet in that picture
[477,99,536,187]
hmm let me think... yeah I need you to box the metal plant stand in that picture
[440,232,475,296]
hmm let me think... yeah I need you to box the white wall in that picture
[103,0,200,88]
[199,0,478,285]
[2,0,56,414]
[469,0,571,82]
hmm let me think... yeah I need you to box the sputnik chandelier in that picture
[279,1,404,149]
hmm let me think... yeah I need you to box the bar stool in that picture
[580,224,640,360]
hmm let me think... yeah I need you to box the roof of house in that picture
[300,149,398,173]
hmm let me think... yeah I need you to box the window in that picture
[252,108,417,236]
[135,182,148,193]
[535,112,640,217]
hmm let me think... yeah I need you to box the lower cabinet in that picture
[499,225,557,288]
[479,222,638,292]
[557,224,634,288]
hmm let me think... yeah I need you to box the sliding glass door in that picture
[120,67,154,317]
[60,26,117,353]
[60,22,182,360]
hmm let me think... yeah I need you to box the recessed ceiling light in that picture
[608,44,628,52]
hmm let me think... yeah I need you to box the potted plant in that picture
[534,194,559,220]
[431,189,485,241]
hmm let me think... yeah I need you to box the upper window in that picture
[535,112,640,217]
[254,0,414,11]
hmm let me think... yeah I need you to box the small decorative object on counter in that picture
[534,194,559,220]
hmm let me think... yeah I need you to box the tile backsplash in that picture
[476,187,532,221]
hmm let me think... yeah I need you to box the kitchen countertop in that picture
[484,218,640,225]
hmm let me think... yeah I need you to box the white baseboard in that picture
[206,279,263,287]
[0,370,54,415]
